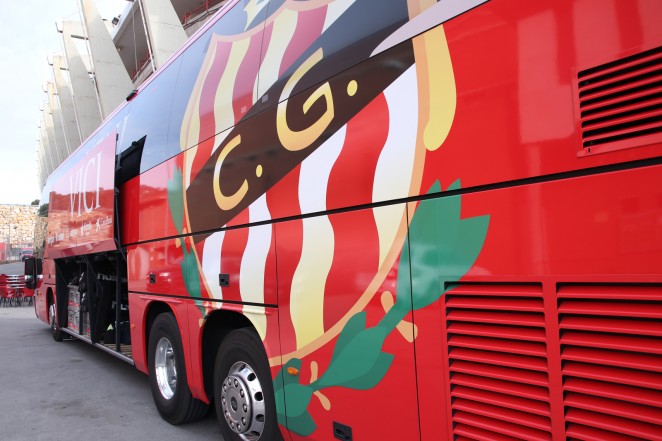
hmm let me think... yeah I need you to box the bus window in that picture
[167,0,269,159]
[120,57,183,173]
[256,0,411,102]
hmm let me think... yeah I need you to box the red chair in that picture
[21,288,34,306]
[0,286,8,307]
[7,275,26,306]
[0,274,8,307]
[0,286,20,306]
[0,274,23,307]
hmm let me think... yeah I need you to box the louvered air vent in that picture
[558,285,662,441]
[445,284,552,441]
[577,46,662,153]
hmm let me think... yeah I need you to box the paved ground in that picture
[1,261,25,275]
[0,303,222,440]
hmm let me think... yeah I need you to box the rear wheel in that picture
[214,328,282,441]
[49,298,62,342]
[148,312,208,424]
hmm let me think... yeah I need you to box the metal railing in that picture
[182,0,227,28]
[131,51,152,82]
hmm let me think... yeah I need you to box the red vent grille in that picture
[577,46,662,154]
[445,284,552,441]
[558,285,662,441]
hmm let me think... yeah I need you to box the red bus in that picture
[27,0,662,440]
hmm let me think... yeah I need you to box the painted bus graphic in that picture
[28,1,662,440]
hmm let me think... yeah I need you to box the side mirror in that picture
[24,257,41,290]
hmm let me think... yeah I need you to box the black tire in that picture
[148,313,208,424]
[214,328,283,441]
[49,297,63,342]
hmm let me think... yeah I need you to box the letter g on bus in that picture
[277,48,335,152]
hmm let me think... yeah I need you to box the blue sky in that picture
[0,0,127,205]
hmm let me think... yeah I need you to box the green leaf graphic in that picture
[274,359,316,436]
[167,166,184,234]
[409,180,489,310]
[181,246,201,299]
[282,383,314,417]
[332,351,394,390]
[315,326,390,389]
[331,311,366,360]
[286,410,317,437]
[167,166,205,315]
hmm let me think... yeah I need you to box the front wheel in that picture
[148,313,208,424]
[214,328,282,441]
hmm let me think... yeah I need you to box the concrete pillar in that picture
[36,139,46,187]
[40,113,57,175]
[42,102,62,167]
[80,0,134,118]
[139,0,188,70]
[62,20,103,141]
[52,55,82,153]
[46,82,69,164]
[38,123,47,179]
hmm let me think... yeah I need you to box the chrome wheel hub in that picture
[221,362,265,440]
[154,337,177,399]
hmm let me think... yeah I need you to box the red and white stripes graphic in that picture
[200,64,420,348]
[184,1,424,347]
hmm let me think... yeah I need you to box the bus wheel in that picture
[148,313,208,424]
[49,300,62,342]
[214,328,282,441]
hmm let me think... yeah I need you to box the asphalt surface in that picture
[0,264,222,440]
[1,261,25,275]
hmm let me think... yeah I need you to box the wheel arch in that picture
[46,287,55,321]
[201,309,255,400]
[146,305,209,424]
[144,300,176,370]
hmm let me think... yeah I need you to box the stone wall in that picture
[0,204,38,260]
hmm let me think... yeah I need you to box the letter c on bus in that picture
[213,134,248,211]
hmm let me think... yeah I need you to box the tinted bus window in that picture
[120,57,183,173]
[256,0,410,102]
[167,0,268,159]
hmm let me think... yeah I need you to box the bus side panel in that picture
[34,258,56,325]
[411,164,662,441]
[33,285,47,324]
[124,158,174,246]
[183,221,281,403]
[462,166,662,280]
[119,175,140,246]
[128,293,212,403]
[128,292,149,374]
[127,220,282,403]
[34,281,54,325]
[127,294,192,388]
[423,0,662,199]
[274,204,420,441]
[127,239,190,381]
[183,303,283,406]
[127,238,190,298]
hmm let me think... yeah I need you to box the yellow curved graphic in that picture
[415,27,456,151]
